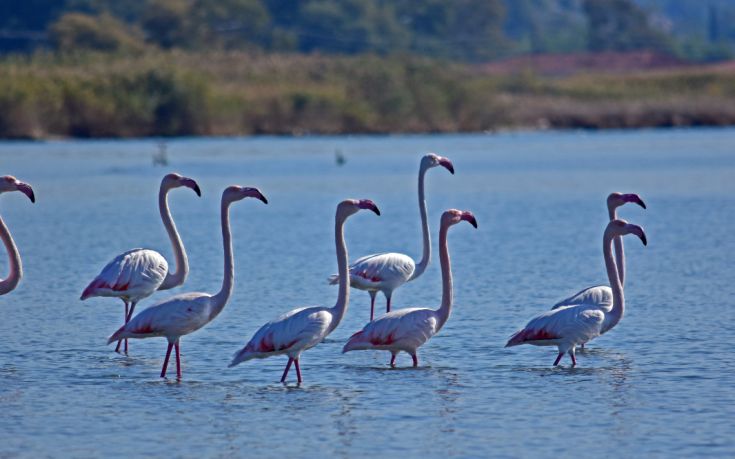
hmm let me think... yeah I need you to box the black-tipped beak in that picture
[461,212,478,228]
[181,177,201,197]
[623,193,646,209]
[16,182,35,203]
[358,199,380,216]
[257,192,268,204]
[439,158,455,175]
[639,232,647,246]
[632,225,647,246]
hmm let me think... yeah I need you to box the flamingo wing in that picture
[344,252,415,289]
[82,249,168,300]
[506,304,604,347]
[552,285,613,311]
[343,307,437,352]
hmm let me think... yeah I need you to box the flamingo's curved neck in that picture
[210,197,234,319]
[0,214,21,295]
[608,205,625,286]
[329,211,350,333]
[603,230,624,332]
[410,165,431,280]
[158,184,189,290]
[435,222,453,331]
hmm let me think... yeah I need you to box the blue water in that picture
[1,128,733,457]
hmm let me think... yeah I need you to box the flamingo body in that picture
[81,249,168,302]
[506,305,604,352]
[552,285,612,311]
[331,252,415,294]
[343,307,438,357]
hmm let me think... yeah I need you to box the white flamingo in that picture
[506,219,647,367]
[230,199,381,383]
[330,153,454,321]
[552,192,646,310]
[81,173,200,353]
[108,186,268,379]
[0,176,35,296]
[342,210,477,367]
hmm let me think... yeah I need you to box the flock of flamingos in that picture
[0,153,647,383]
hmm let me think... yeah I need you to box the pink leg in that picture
[115,300,129,353]
[411,353,418,367]
[294,359,302,383]
[369,291,376,321]
[161,342,174,378]
[386,295,392,314]
[553,352,563,366]
[124,302,138,354]
[175,341,182,379]
[280,358,293,382]
[390,354,396,367]
[569,351,577,367]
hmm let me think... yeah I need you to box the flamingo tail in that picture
[228,348,254,367]
[327,274,339,285]
[107,325,128,345]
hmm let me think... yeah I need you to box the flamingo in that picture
[230,199,381,383]
[80,173,200,353]
[0,176,35,296]
[552,192,646,310]
[342,210,477,367]
[107,186,268,379]
[329,153,454,321]
[505,219,647,367]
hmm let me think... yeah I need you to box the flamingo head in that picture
[164,173,201,197]
[422,153,454,175]
[339,199,380,217]
[442,209,478,228]
[223,186,268,204]
[607,219,647,246]
[0,176,35,203]
[607,192,646,211]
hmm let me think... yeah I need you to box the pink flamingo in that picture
[342,210,477,367]
[0,176,35,296]
[108,186,267,379]
[330,154,454,321]
[506,219,647,367]
[230,199,381,383]
[81,173,200,353]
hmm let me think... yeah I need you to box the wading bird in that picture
[342,210,477,367]
[0,176,35,296]
[230,199,380,383]
[506,219,647,367]
[81,173,200,353]
[108,186,267,379]
[330,153,454,321]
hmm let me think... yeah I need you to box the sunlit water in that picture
[1,129,733,457]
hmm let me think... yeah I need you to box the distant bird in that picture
[506,219,647,367]
[0,176,35,296]
[230,199,381,383]
[335,149,346,166]
[329,153,454,321]
[343,210,477,367]
[108,186,268,379]
[81,173,200,353]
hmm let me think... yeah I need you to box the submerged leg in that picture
[115,300,129,353]
[280,358,293,383]
[553,352,564,366]
[411,353,418,367]
[569,349,577,367]
[390,353,396,367]
[175,341,182,379]
[369,291,377,321]
[161,342,174,378]
[294,359,303,383]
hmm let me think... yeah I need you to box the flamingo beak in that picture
[623,193,646,209]
[358,199,380,216]
[249,188,268,204]
[460,211,478,228]
[438,157,455,175]
[630,225,647,246]
[181,177,201,197]
[15,181,35,203]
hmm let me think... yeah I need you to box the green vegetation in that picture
[2,51,734,139]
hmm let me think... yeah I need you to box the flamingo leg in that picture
[175,341,182,379]
[386,294,392,314]
[569,349,577,367]
[294,359,302,383]
[553,352,564,366]
[124,301,138,354]
[390,353,396,367]
[115,300,129,353]
[411,353,418,367]
[369,291,377,321]
[161,342,174,378]
[280,358,293,382]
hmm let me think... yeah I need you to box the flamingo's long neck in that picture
[0,214,21,295]
[158,184,189,290]
[603,229,624,332]
[410,165,431,281]
[210,197,234,319]
[329,211,350,333]
[608,205,625,286]
[435,222,453,331]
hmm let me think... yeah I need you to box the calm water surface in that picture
[1,129,733,457]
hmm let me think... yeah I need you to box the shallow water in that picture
[1,128,733,457]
